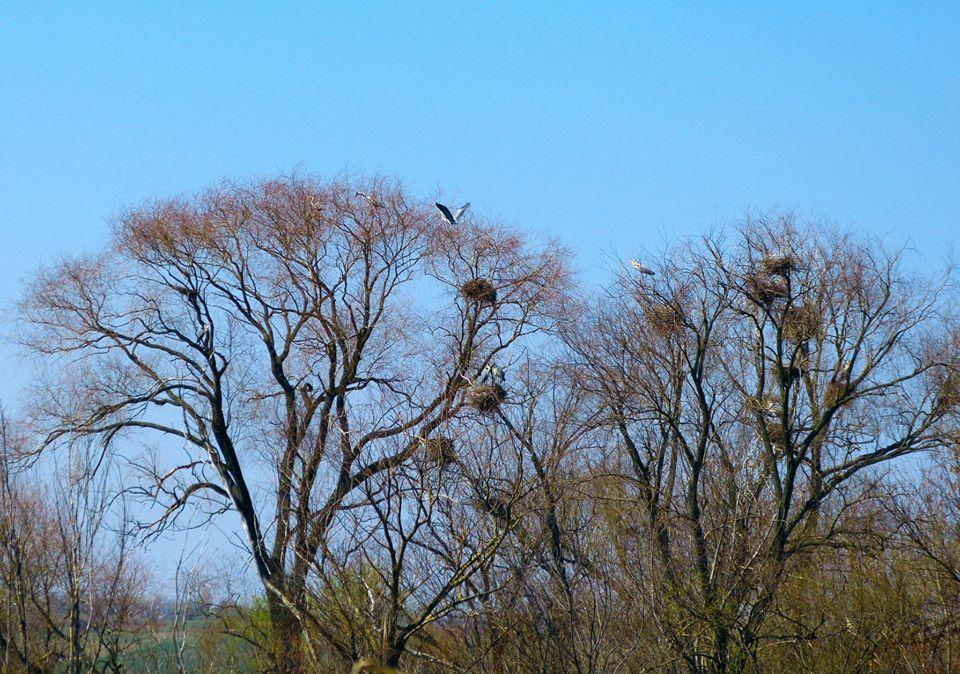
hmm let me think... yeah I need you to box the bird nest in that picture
[746,273,788,305]
[745,394,777,416]
[824,380,845,407]
[461,278,497,305]
[761,254,802,277]
[473,494,511,520]
[421,436,457,468]
[470,384,506,413]
[778,363,802,387]
[782,303,823,343]
[763,421,788,448]
[935,372,960,410]
[644,304,684,336]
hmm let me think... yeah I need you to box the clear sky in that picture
[2,2,959,580]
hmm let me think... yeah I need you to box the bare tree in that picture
[563,216,960,671]
[17,180,960,673]
[0,409,148,674]
[19,174,567,672]
[483,360,627,674]
[312,419,522,670]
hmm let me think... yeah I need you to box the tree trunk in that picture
[267,590,303,674]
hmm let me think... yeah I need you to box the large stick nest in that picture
[644,304,684,336]
[745,394,777,416]
[763,421,788,449]
[470,384,507,413]
[461,278,498,305]
[421,436,457,468]
[746,273,788,305]
[782,303,823,343]
[935,371,960,410]
[778,362,802,387]
[473,493,512,520]
[824,380,845,407]
[761,253,802,277]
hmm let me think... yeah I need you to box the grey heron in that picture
[435,202,470,226]
[481,363,506,385]
[355,191,381,208]
[630,259,656,276]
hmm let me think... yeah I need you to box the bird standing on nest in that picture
[481,362,506,385]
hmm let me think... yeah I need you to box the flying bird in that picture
[435,201,470,226]
[630,259,656,276]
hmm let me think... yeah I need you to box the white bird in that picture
[435,202,470,226]
[630,259,655,276]
[198,323,211,339]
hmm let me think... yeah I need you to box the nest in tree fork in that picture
[473,493,511,520]
[778,363,802,387]
[421,436,457,468]
[935,371,960,410]
[761,254,802,277]
[782,303,823,343]
[763,421,788,449]
[824,380,845,407]
[745,394,777,416]
[470,384,506,413]
[461,278,497,305]
[747,273,788,305]
[644,304,684,336]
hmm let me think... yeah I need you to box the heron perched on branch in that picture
[355,191,381,208]
[630,259,655,276]
[435,201,470,226]
[481,362,506,385]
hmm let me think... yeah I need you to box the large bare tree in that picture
[19,174,566,671]
[563,216,960,672]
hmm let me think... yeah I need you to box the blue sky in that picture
[3,4,959,289]
[2,2,959,579]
